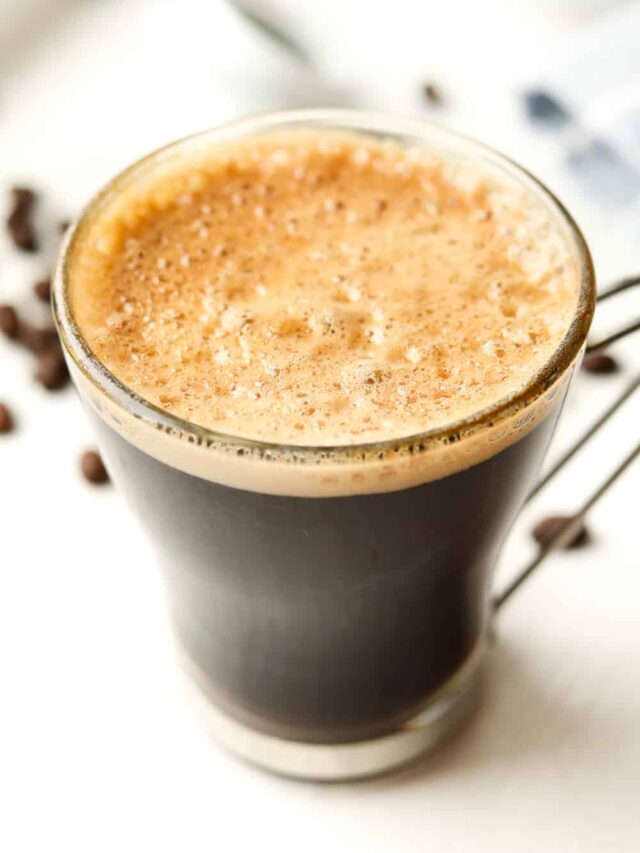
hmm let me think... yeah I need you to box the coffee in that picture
[56,117,591,771]
[69,131,577,449]
[87,408,560,743]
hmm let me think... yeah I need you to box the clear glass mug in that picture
[53,110,596,781]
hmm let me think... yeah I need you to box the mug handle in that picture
[495,274,640,609]
[585,274,640,354]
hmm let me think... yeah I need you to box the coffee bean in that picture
[0,402,14,434]
[532,515,589,549]
[19,323,59,355]
[12,187,35,208]
[35,347,69,390]
[34,278,51,302]
[7,186,38,252]
[80,450,109,485]
[422,83,443,106]
[582,352,619,374]
[0,304,20,339]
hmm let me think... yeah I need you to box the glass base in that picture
[180,640,486,782]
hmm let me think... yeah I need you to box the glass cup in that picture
[52,110,596,781]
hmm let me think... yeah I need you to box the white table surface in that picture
[1,1,638,851]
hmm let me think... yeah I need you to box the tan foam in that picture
[68,130,580,447]
[66,353,576,497]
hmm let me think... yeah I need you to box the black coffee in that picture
[60,123,583,750]
[89,405,560,744]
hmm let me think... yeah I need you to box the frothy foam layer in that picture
[69,129,579,447]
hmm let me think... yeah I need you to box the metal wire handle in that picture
[585,274,640,354]
[495,275,640,609]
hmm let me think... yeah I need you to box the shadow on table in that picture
[362,635,624,790]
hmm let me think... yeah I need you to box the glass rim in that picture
[52,107,596,462]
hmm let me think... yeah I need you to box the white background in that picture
[0,1,639,851]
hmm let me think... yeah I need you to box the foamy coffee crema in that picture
[69,130,579,452]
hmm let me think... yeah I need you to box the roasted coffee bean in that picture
[12,187,35,208]
[80,450,109,485]
[532,515,589,549]
[7,186,38,252]
[34,278,51,302]
[19,323,59,355]
[582,352,619,374]
[422,83,443,106]
[35,347,69,390]
[0,304,20,339]
[0,402,14,434]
